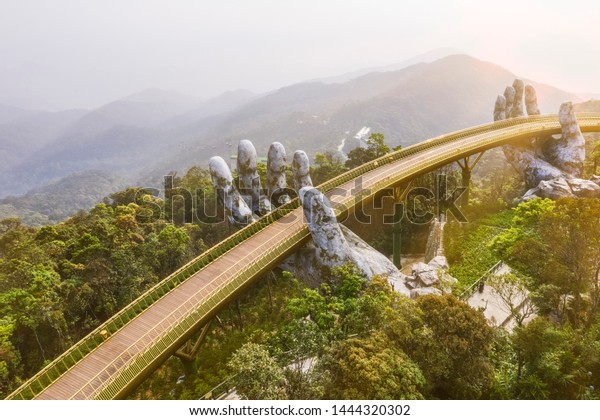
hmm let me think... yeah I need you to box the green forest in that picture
[1,135,600,400]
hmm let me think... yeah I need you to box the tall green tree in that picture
[414,294,495,399]
[345,133,390,169]
[227,342,286,399]
[318,332,425,400]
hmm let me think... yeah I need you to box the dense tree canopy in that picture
[345,133,391,169]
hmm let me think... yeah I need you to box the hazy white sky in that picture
[1,0,599,110]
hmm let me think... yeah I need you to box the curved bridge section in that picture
[8,113,600,400]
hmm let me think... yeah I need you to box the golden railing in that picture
[7,113,600,400]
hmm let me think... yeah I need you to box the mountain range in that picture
[0,53,587,224]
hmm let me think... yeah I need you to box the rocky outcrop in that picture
[287,186,410,295]
[494,79,600,200]
[340,226,409,293]
[406,256,457,297]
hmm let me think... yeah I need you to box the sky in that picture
[1,0,599,110]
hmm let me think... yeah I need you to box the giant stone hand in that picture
[494,79,600,199]
[209,139,410,296]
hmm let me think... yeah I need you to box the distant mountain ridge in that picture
[0,53,585,224]
[309,47,463,84]
[145,54,579,178]
[0,170,128,226]
[0,104,40,124]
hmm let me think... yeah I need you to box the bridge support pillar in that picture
[390,183,412,270]
[174,320,213,379]
[392,202,402,269]
[457,153,484,207]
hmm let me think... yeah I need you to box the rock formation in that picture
[405,221,458,298]
[510,79,524,118]
[266,142,291,206]
[291,151,313,192]
[237,140,272,215]
[494,79,600,200]
[408,257,457,292]
[525,85,540,116]
[299,187,352,267]
[544,102,586,176]
[283,186,410,294]
[209,139,411,296]
[208,156,255,225]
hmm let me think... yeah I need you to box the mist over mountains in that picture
[0,53,584,224]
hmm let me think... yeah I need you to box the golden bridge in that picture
[7,113,600,400]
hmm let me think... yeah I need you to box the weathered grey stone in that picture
[410,287,442,299]
[494,95,506,121]
[281,186,410,295]
[411,262,439,287]
[496,82,592,200]
[341,225,410,295]
[409,257,458,292]
[267,142,291,206]
[424,217,444,263]
[292,151,313,192]
[511,79,525,118]
[411,262,431,275]
[502,143,566,187]
[499,82,562,187]
[591,175,600,187]
[523,178,576,201]
[237,139,272,215]
[416,270,440,287]
[523,178,600,200]
[300,187,351,267]
[566,178,600,198]
[208,141,421,298]
[525,84,540,116]
[209,156,255,225]
[542,102,586,177]
[504,86,515,118]
[404,275,417,289]
[428,255,449,270]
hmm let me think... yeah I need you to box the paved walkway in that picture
[466,262,534,331]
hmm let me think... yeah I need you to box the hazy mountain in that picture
[0,104,38,124]
[0,170,129,226]
[0,53,584,223]
[161,89,258,129]
[574,100,600,112]
[0,89,204,196]
[311,47,463,84]
[326,55,581,149]
[0,108,89,172]
[61,88,203,137]
[147,54,580,177]
[576,92,600,101]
